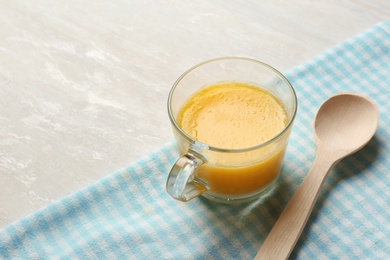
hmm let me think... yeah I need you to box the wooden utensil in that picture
[255,93,378,260]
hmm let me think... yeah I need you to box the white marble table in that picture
[1,0,389,228]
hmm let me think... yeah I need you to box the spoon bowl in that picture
[255,93,378,260]
[315,93,378,150]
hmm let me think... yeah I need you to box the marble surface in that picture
[0,0,389,228]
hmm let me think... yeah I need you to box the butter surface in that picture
[178,82,287,149]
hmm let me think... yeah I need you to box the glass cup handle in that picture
[166,152,209,202]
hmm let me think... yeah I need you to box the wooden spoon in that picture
[255,93,378,260]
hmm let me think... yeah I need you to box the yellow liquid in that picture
[178,82,288,195]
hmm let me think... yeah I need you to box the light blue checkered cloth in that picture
[1,21,389,259]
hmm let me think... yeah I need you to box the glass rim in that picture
[167,56,297,153]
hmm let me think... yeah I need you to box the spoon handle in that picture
[255,151,336,260]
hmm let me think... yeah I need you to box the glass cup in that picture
[166,57,297,203]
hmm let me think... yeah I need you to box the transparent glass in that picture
[166,57,297,203]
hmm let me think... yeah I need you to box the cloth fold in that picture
[1,21,390,259]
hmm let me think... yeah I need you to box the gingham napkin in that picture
[1,21,389,259]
